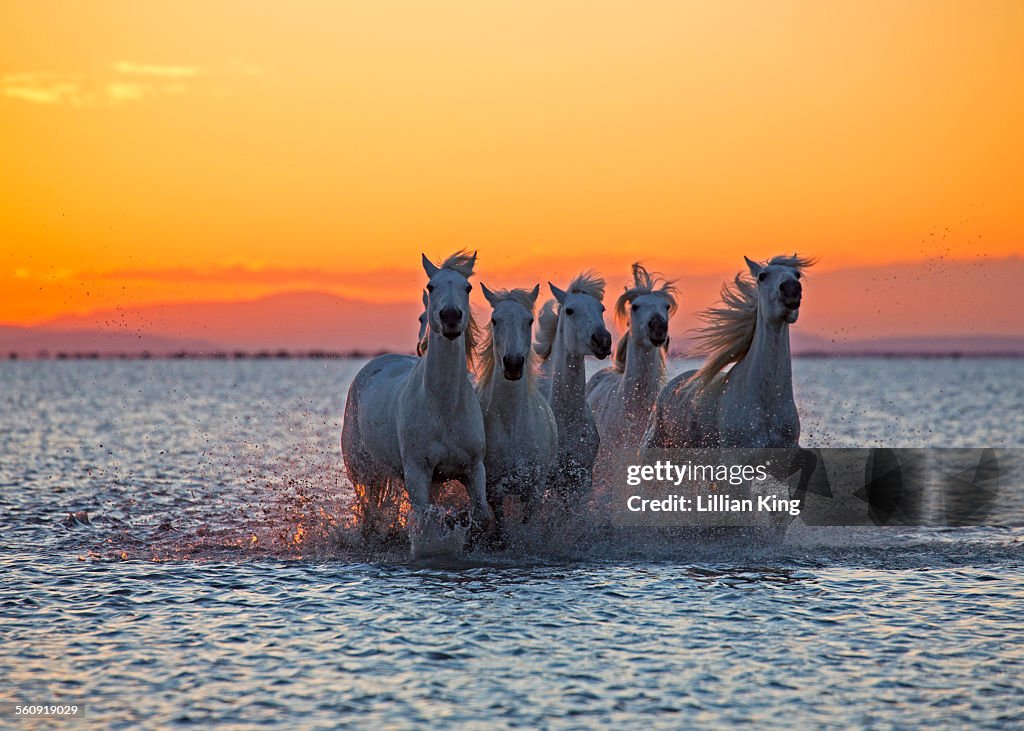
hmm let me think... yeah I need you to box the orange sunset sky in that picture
[1,1,1022,337]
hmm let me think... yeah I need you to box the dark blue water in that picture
[2,359,1023,728]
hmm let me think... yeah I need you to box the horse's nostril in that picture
[502,354,525,380]
[439,307,462,328]
[779,280,802,306]
[649,316,668,340]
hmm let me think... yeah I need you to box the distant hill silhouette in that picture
[35,291,421,354]
[2,257,1021,358]
[0,325,218,357]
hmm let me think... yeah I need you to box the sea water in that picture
[1,358,1022,728]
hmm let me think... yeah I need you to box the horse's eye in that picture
[426,283,434,292]
[491,318,496,325]
[631,303,638,311]
[528,318,534,325]
[757,272,767,282]
[465,284,472,293]
[565,308,575,316]
[794,272,801,280]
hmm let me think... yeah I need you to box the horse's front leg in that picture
[403,461,433,538]
[467,460,495,532]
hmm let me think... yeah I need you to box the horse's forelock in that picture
[766,253,817,274]
[567,270,606,301]
[437,249,477,278]
[611,264,676,373]
[484,287,537,312]
[613,263,678,330]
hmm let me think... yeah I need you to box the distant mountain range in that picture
[15,292,418,355]
[2,256,1020,357]
[1,288,1021,358]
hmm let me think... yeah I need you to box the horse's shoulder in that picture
[586,367,617,393]
[665,368,697,386]
[358,353,417,381]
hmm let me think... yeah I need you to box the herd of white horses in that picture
[341,250,813,556]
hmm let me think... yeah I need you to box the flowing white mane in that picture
[533,271,606,359]
[611,263,678,373]
[476,287,539,392]
[691,254,815,385]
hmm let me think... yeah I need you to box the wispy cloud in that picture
[1,60,257,107]
[111,62,200,78]
[89,264,419,289]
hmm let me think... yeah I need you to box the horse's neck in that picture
[482,362,532,422]
[549,328,587,417]
[729,313,793,407]
[621,334,665,409]
[421,330,470,402]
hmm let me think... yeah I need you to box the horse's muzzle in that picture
[648,315,668,347]
[502,354,525,381]
[780,280,802,311]
[439,307,463,338]
[591,330,612,359]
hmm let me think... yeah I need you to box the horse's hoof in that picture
[443,509,471,531]
[409,508,468,559]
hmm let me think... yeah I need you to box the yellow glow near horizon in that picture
[1,1,1022,324]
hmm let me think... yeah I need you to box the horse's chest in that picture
[399,398,484,456]
[721,398,799,448]
[558,410,600,462]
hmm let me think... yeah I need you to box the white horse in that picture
[643,254,814,448]
[341,251,493,556]
[534,272,612,501]
[476,284,557,538]
[587,264,678,481]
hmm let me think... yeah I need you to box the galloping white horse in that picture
[534,272,612,501]
[477,284,557,537]
[587,264,677,480]
[341,251,493,556]
[643,254,814,448]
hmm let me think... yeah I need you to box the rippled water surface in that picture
[2,359,1023,728]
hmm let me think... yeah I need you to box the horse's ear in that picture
[528,284,540,305]
[481,283,497,306]
[422,254,440,279]
[549,282,567,304]
[744,256,764,279]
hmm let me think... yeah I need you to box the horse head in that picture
[422,251,476,341]
[745,254,812,326]
[615,264,678,352]
[482,283,539,381]
[548,273,612,359]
